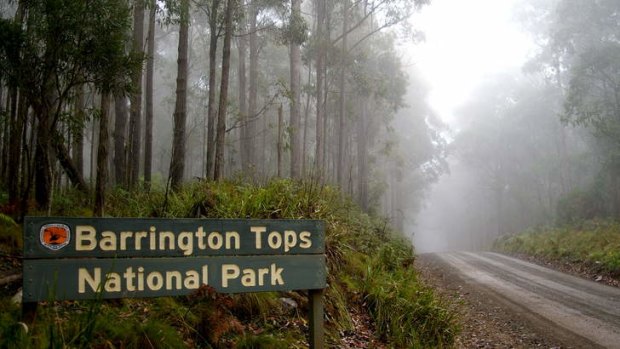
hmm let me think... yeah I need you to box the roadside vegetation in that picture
[0,179,458,348]
[494,220,620,277]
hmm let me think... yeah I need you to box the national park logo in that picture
[40,223,71,251]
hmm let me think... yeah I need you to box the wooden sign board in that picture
[23,217,326,301]
[23,217,326,348]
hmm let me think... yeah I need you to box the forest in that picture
[0,1,455,346]
[416,0,620,251]
[0,0,444,227]
[2,0,620,347]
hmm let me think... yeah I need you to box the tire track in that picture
[462,252,620,325]
[435,252,620,349]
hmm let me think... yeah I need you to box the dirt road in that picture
[417,252,620,348]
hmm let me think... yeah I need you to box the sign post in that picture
[23,217,326,347]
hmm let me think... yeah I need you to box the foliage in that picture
[0,213,20,254]
[361,241,458,348]
[556,188,605,224]
[495,219,620,274]
[0,179,459,347]
[0,0,141,96]
[520,0,620,222]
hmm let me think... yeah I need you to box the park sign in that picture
[22,217,326,302]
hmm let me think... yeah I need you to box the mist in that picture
[403,0,620,252]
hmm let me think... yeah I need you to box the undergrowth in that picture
[0,179,458,348]
[494,219,620,275]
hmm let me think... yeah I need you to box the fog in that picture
[403,0,620,252]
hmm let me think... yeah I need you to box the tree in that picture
[246,0,260,173]
[144,1,157,189]
[94,93,111,216]
[114,95,128,185]
[336,0,349,188]
[205,0,224,178]
[128,0,146,189]
[169,0,190,189]
[213,0,234,180]
[530,0,620,217]
[314,0,326,175]
[237,1,249,173]
[0,0,140,211]
[288,0,305,178]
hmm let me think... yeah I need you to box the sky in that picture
[406,0,534,127]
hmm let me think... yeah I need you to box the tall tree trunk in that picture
[237,5,249,172]
[0,83,6,183]
[302,62,312,176]
[19,109,35,220]
[72,85,85,178]
[7,90,24,205]
[94,93,110,217]
[34,107,52,211]
[113,96,128,185]
[144,3,156,189]
[277,104,283,177]
[356,99,368,211]
[315,0,326,176]
[247,0,259,172]
[337,0,348,187]
[289,0,302,179]
[6,0,26,205]
[169,0,190,190]
[34,65,60,210]
[206,0,221,178]
[213,0,233,181]
[128,0,145,189]
[90,106,98,187]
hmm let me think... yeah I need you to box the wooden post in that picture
[22,302,37,325]
[308,288,324,349]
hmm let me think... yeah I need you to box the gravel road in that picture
[417,252,620,349]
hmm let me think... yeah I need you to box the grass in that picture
[494,219,620,275]
[0,178,459,348]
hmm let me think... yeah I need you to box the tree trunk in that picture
[19,111,36,220]
[213,0,233,181]
[169,0,189,190]
[128,0,145,189]
[237,5,249,172]
[144,3,156,189]
[0,84,6,183]
[7,90,24,205]
[247,0,259,173]
[302,62,312,176]
[356,99,368,211]
[94,93,110,217]
[72,85,85,179]
[34,107,52,211]
[289,0,302,179]
[315,0,326,176]
[113,96,128,186]
[206,0,221,178]
[337,0,348,187]
[6,0,26,205]
[277,104,283,177]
